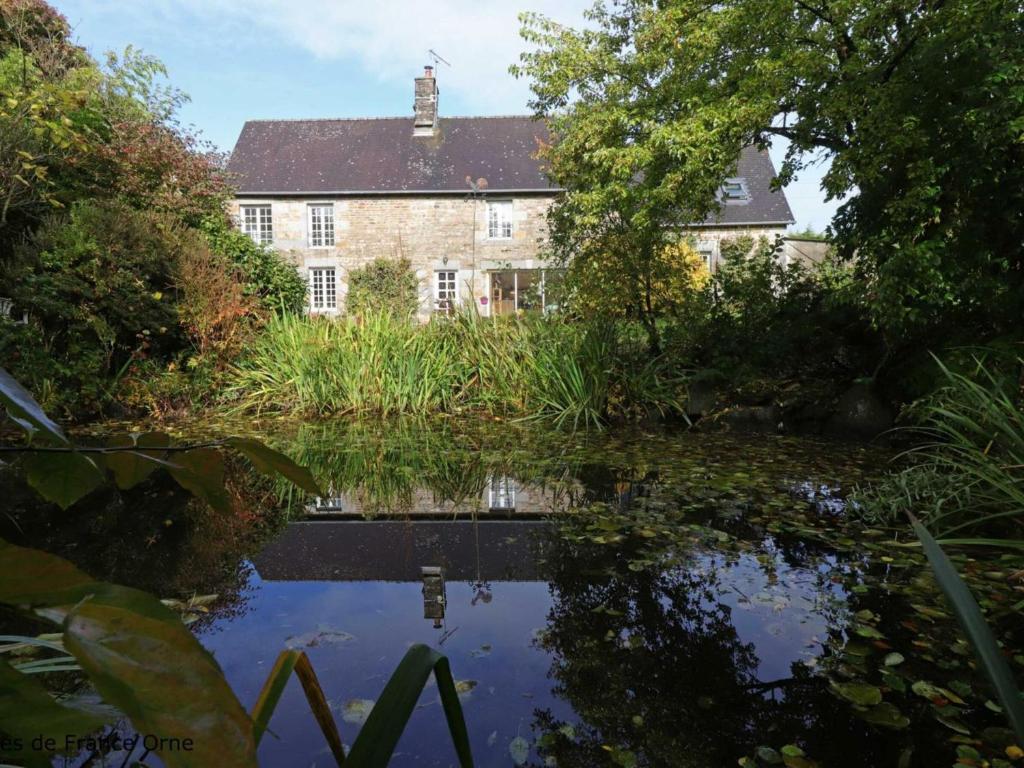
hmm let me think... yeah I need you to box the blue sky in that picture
[52,0,838,231]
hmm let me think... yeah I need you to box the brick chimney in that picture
[413,65,438,136]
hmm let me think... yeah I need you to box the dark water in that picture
[4,420,1021,767]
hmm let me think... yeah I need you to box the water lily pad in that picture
[509,735,530,765]
[341,698,375,725]
[883,652,905,666]
[858,702,910,729]
[757,746,783,764]
[285,628,355,648]
[830,680,882,706]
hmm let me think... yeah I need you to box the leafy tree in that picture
[566,238,709,325]
[515,0,1024,345]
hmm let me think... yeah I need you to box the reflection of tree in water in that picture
[534,510,917,767]
[0,457,287,629]
[535,528,762,767]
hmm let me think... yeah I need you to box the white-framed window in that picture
[434,270,458,314]
[308,204,335,247]
[486,201,513,239]
[309,267,337,312]
[240,205,273,245]
[696,241,715,270]
[488,476,516,511]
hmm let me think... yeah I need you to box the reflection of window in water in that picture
[307,486,344,513]
[487,476,516,512]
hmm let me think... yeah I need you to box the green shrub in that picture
[345,258,419,317]
[2,200,189,416]
[199,214,306,313]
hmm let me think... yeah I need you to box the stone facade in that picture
[228,194,555,319]
[229,196,792,318]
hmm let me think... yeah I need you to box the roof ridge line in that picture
[243,114,540,124]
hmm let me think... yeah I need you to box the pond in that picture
[3,419,1021,767]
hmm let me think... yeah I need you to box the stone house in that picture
[225,66,795,318]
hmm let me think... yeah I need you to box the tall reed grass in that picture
[225,311,686,427]
[857,354,1024,548]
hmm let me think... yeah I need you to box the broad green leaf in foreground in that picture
[102,432,172,489]
[166,447,232,513]
[22,451,104,509]
[911,514,1024,743]
[228,437,322,495]
[0,538,257,767]
[0,657,108,768]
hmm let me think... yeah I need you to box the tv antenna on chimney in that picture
[427,49,451,68]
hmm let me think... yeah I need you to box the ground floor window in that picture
[434,270,458,314]
[488,476,516,512]
[488,269,564,316]
[309,266,337,312]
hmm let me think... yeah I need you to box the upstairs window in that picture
[720,178,750,202]
[309,267,337,312]
[241,205,273,245]
[434,270,458,314]
[308,204,335,247]
[487,201,513,239]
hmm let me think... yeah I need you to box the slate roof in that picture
[227,116,793,225]
[226,116,555,195]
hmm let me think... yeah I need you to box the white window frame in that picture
[240,204,273,245]
[486,201,513,240]
[434,269,459,314]
[308,266,338,313]
[696,241,715,270]
[488,476,516,511]
[308,204,335,248]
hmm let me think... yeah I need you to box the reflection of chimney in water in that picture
[421,566,446,628]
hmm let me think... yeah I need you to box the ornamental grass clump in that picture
[857,354,1024,548]
[226,310,687,426]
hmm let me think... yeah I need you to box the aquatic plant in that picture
[856,354,1024,549]
[225,310,687,426]
[911,514,1024,743]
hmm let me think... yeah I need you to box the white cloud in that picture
[115,0,593,113]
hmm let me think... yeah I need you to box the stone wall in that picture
[228,196,790,317]
[228,194,554,318]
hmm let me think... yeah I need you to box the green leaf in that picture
[345,643,473,768]
[102,433,172,489]
[63,599,256,767]
[857,702,910,730]
[228,437,321,495]
[911,514,1024,743]
[166,447,232,513]
[22,451,104,509]
[509,736,530,766]
[0,539,256,767]
[883,652,905,667]
[251,649,346,766]
[830,680,883,706]
[0,367,68,444]
[0,657,109,767]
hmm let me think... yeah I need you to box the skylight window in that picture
[721,178,750,202]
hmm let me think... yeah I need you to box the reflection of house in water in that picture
[302,476,572,519]
[252,520,552,583]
